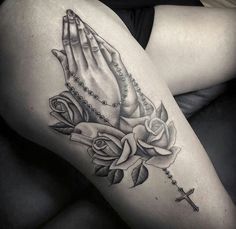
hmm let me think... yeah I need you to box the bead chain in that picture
[130,76,153,114]
[70,73,121,108]
[66,82,112,126]
[66,62,151,124]
[113,63,128,104]
[162,168,183,192]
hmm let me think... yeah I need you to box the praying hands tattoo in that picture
[49,9,199,212]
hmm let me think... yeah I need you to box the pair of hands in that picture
[52,10,139,127]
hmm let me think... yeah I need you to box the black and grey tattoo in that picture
[49,9,199,211]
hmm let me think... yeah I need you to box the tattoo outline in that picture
[49,9,199,211]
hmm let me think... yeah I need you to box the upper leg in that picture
[146,5,236,95]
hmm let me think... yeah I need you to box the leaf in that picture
[107,169,124,184]
[50,122,74,135]
[131,163,149,187]
[95,165,110,177]
[156,103,168,122]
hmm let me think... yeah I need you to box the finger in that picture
[66,10,87,72]
[84,27,107,67]
[62,16,77,75]
[99,43,112,64]
[52,49,70,81]
[84,23,97,35]
[75,17,96,68]
[94,34,120,64]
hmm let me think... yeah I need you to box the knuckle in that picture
[63,39,70,46]
[91,46,100,52]
[70,37,79,45]
[82,42,90,49]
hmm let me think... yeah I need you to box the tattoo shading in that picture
[49,9,199,211]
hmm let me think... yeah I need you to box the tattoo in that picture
[49,9,199,211]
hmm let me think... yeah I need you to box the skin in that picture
[146,5,236,95]
[0,0,235,228]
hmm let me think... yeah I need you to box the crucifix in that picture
[175,188,199,212]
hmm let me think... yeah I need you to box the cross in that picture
[175,188,199,212]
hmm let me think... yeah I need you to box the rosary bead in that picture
[79,81,84,87]
[88,90,94,95]
[94,95,99,100]
[168,175,173,179]
[165,170,170,175]
[172,180,177,185]
[83,87,88,92]
[102,100,107,105]
[65,82,71,88]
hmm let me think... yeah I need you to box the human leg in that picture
[146,5,236,95]
[0,1,235,228]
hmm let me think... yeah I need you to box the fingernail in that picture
[66,9,75,18]
[60,50,66,55]
[75,17,80,25]
[63,16,68,22]
[84,27,90,35]
[51,49,58,57]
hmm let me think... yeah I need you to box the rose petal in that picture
[93,153,117,161]
[145,118,163,135]
[50,111,74,127]
[146,127,165,143]
[150,132,169,148]
[121,133,137,156]
[73,122,124,139]
[93,137,109,151]
[61,91,89,121]
[167,121,177,149]
[98,133,122,149]
[69,103,83,124]
[92,148,109,157]
[145,146,180,169]
[70,133,93,146]
[93,158,114,167]
[116,140,131,165]
[138,140,172,156]
[138,141,163,157]
[133,125,148,141]
[110,156,141,170]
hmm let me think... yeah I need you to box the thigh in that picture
[0,1,235,228]
[146,5,236,95]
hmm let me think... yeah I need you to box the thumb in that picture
[51,49,70,81]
